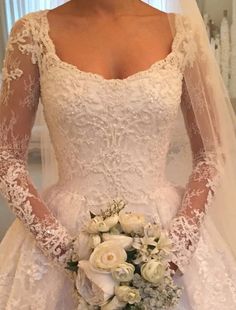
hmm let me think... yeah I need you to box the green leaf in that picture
[65,259,79,273]
[126,249,138,263]
[65,265,78,272]
[67,260,78,267]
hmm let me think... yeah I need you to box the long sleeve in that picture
[0,15,75,270]
[168,78,223,275]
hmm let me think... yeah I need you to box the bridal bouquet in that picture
[66,200,182,310]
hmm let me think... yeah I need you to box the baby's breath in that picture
[100,199,126,219]
[131,273,182,310]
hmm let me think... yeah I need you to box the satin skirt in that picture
[1,182,236,310]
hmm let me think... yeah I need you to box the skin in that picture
[46,0,176,80]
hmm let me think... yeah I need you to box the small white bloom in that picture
[144,223,161,239]
[141,260,166,283]
[89,241,127,271]
[156,232,173,252]
[110,223,123,235]
[98,222,112,232]
[89,234,101,249]
[87,215,120,234]
[111,262,135,282]
[102,233,133,250]
[104,214,119,229]
[132,236,158,263]
[87,216,106,234]
[119,213,146,235]
[115,286,141,304]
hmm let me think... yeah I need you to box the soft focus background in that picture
[0,0,236,240]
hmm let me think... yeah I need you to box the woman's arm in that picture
[0,15,75,270]
[167,78,223,275]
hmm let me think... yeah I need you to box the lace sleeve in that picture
[167,78,223,275]
[0,15,75,270]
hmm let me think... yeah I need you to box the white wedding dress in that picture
[1,9,236,310]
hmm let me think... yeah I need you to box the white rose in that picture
[90,241,127,271]
[119,213,146,235]
[102,233,133,250]
[101,296,127,310]
[76,260,117,306]
[87,216,107,234]
[87,215,119,234]
[111,262,135,282]
[104,214,119,229]
[110,223,122,235]
[141,260,166,283]
[115,286,141,304]
[89,234,101,249]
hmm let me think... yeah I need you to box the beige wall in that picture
[203,0,232,25]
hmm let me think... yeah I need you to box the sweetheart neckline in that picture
[41,9,182,84]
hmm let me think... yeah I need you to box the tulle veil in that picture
[39,0,236,260]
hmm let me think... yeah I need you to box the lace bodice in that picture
[0,9,221,275]
[39,11,191,202]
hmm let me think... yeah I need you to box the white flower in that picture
[90,241,127,271]
[141,260,166,283]
[102,233,133,250]
[119,213,146,235]
[132,236,158,263]
[111,262,135,282]
[76,260,117,306]
[87,215,119,234]
[89,234,101,249]
[156,232,173,252]
[104,214,119,228]
[87,216,107,233]
[110,224,122,235]
[101,296,127,310]
[144,223,161,239]
[115,286,141,304]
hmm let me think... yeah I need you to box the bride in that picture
[1,0,236,309]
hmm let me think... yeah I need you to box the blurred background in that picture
[0,0,236,240]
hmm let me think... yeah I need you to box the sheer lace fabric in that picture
[0,14,75,270]
[167,79,224,273]
[0,9,236,310]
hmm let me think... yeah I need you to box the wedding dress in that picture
[1,8,236,310]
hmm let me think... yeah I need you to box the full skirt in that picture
[1,183,236,310]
